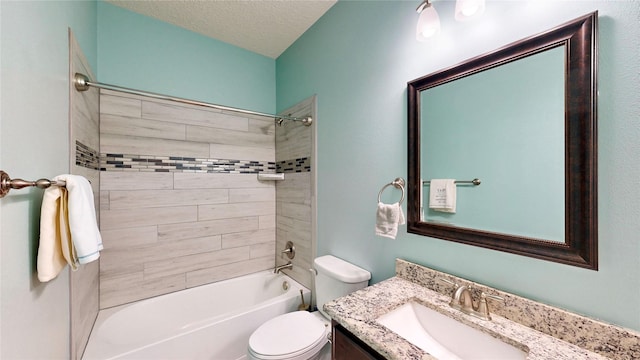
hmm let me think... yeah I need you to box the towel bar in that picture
[0,170,66,198]
[378,178,405,205]
[423,178,481,186]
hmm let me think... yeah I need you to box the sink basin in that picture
[376,301,527,360]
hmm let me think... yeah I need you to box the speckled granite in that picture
[324,259,640,360]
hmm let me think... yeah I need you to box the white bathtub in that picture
[83,271,310,360]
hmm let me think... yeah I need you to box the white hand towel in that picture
[429,179,457,213]
[375,202,406,239]
[37,186,74,282]
[60,175,103,264]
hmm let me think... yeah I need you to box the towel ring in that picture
[377,178,405,205]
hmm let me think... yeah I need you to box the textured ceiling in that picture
[106,0,337,59]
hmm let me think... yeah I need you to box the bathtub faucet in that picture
[274,262,293,274]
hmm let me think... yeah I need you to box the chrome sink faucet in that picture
[452,284,475,313]
[439,278,504,321]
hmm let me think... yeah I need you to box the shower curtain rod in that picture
[73,73,312,126]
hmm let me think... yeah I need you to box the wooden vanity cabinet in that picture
[331,320,386,360]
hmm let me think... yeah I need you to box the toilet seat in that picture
[248,311,328,360]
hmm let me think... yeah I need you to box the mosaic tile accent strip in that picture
[76,141,100,170]
[276,157,311,173]
[100,153,276,173]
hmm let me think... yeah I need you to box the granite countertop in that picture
[324,276,608,360]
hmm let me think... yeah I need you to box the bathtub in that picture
[83,271,310,360]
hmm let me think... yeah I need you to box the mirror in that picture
[421,46,566,241]
[407,12,598,269]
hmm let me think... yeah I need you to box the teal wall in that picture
[1,1,97,358]
[97,1,276,114]
[277,1,640,331]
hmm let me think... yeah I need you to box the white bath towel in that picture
[61,175,103,264]
[37,174,102,282]
[37,186,75,282]
[429,179,457,213]
[375,202,406,239]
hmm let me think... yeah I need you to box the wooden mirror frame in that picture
[407,12,598,269]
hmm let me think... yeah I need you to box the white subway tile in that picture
[276,122,312,161]
[174,172,272,189]
[109,189,228,209]
[157,216,259,242]
[229,188,275,203]
[186,125,274,148]
[275,172,311,189]
[143,246,249,280]
[100,94,142,118]
[198,202,275,221]
[250,242,275,258]
[100,225,158,248]
[276,188,311,205]
[276,215,310,233]
[101,171,174,190]
[101,133,209,158]
[280,202,311,222]
[259,215,277,229]
[100,206,197,230]
[249,118,276,135]
[185,256,273,288]
[210,143,275,162]
[142,101,249,132]
[100,272,185,309]
[100,191,110,210]
[99,236,221,273]
[101,114,186,140]
[221,228,275,248]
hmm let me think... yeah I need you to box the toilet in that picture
[247,255,371,360]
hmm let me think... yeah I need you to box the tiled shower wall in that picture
[275,96,316,290]
[99,89,279,308]
[69,31,100,359]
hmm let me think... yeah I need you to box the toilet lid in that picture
[249,311,326,357]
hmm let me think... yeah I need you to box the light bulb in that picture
[416,4,441,41]
[455,0,485,21]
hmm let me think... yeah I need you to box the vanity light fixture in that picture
[416,0,441,40]
[454,0,486,21]
[416,0,485,40]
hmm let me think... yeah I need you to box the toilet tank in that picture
[314,255,371,318]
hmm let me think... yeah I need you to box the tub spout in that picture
[274,262,293,274]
